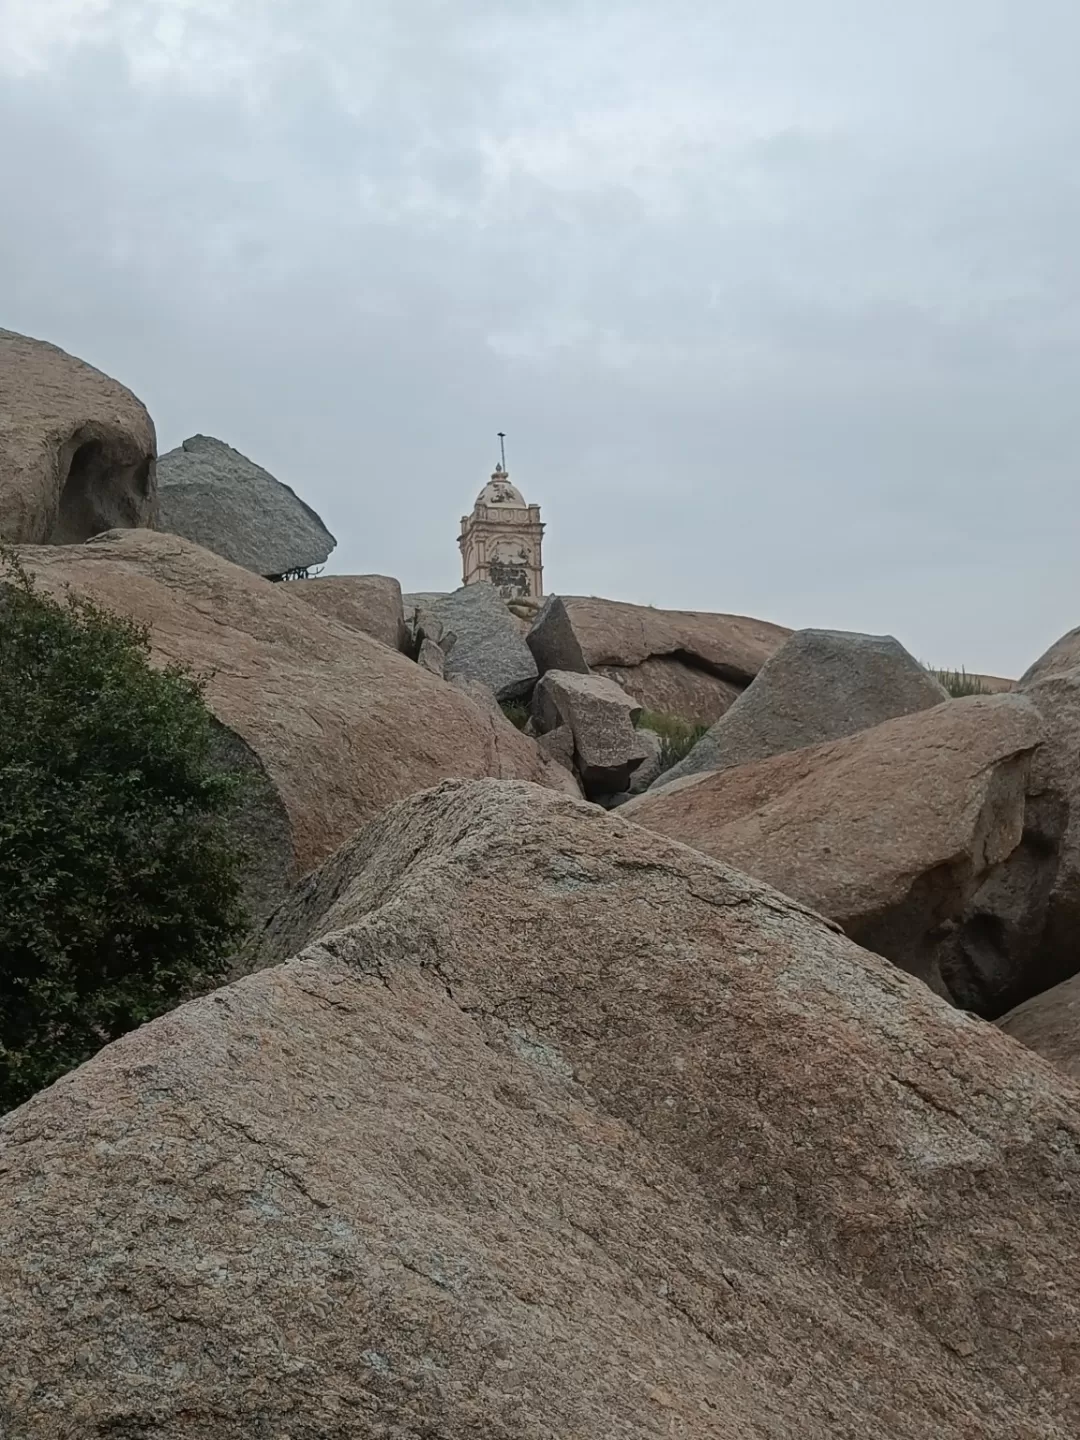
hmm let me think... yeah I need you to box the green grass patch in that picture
[499,699,531,731]
[928,666,991,698]
[635,709,709,774]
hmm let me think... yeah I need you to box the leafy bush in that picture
[931,666,990,698]
[0,549,250,1113]
[635,709,709,774]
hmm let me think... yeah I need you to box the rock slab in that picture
[3,779,1079,1439]
[533,669,644,795]
[156,434,336,579]
[0,328,156,545]
[19,531,572,878]
[525,593,590,675]
[657,628,950,789]
[429,582,538,701]
[934,657,1080,1016]
[289,573,408,652]
[625,694,1043,1005]
[562,595,790,681]
[999,971,1080,1082]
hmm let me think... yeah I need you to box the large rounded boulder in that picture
[1,780,1078,1437]
[0,329,156,545]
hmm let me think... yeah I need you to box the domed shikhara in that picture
[460,461,545,600]
[475,465,527,509]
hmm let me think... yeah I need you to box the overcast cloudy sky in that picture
[3,0,1079,674]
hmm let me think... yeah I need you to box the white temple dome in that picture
[476,466,526,508]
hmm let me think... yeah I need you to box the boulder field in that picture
[7,324,1080,1439]
[17,531,578,891]
[3,781,1079,1439]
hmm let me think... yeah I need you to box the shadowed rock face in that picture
[0,328,156,545]
[560,595,790,727]
[624,694,1043,1009]
[532,669,644,796]
[561,596,790,680]
[595,656,742,725]
[203,719,296,923]
[17,531,577,879]
[525,593,590,675]
[932,660,1080,1017]
[3,780,1079,1439]
[156,435,336,579]
[999,970,1080,1082]
[656,629,950,790]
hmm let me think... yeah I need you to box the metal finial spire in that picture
[497,432,507,471]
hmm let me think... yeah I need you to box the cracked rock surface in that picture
[10,780,1076,1437]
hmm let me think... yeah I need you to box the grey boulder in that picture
[999,970,1080,1083]
[534,669,644,796]
[627,725,664,794]
[155,434,335,580]
[428,583,538,702]
[525,594,590,676]
[535,722,576,772]
[656,628,949,789]
[416,637,446,678]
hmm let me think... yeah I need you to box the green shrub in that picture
[499,699,531,731]
[930,666,990,698]
[635,709,709,774]
[0,549,250,1113]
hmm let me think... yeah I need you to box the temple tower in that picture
[458,440,544,599]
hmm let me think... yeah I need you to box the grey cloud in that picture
[3,0,1080,673]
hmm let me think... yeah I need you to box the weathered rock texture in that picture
[429,582,538,701]
[17,531,575,878]
[533,669,644,795]
[1020,626,1080,687]
[562,596,789,679]
[559,596,790,727]
[596,656,742,726]
[155,435,336,579]
[525,593,590,675]
[658,629,950,790]
[417,637,446,678]
[0,328,156,545]
[930,659,1080,1016]
[627,725,664,795]
[999,971,1080,1083]
[289,574,408,652]
[625,695,1043,1005]
[5,780,1078,1439]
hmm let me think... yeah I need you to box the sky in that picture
[3,0,1080,676]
